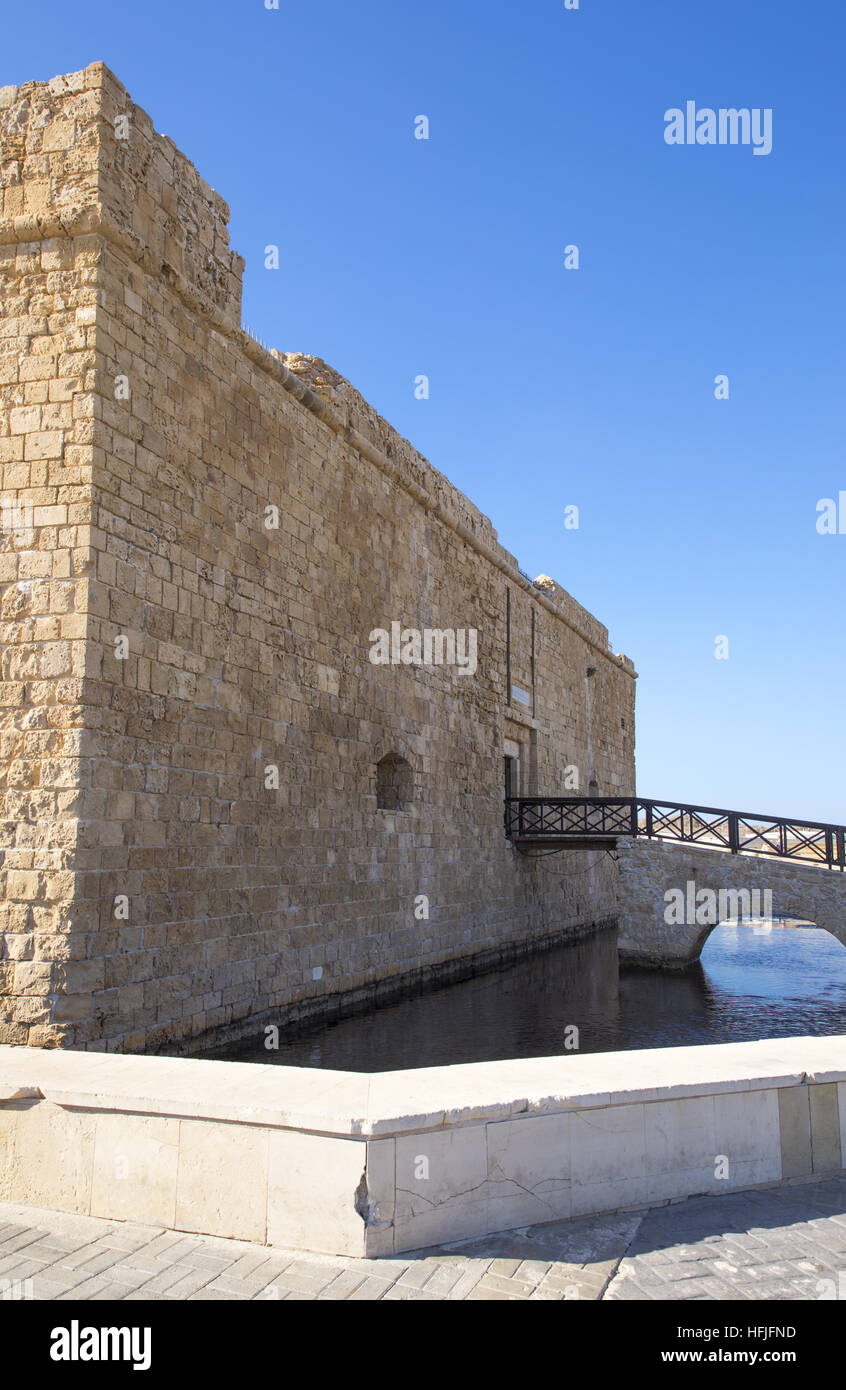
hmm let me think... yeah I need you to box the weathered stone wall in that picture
[617,839,846,966]
[0,69,105,1045]
[0,64,636,1053]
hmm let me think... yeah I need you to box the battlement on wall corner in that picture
[0,61,635,677]
[0,61,244,323]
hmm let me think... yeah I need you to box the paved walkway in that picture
[1,1176,845,1301]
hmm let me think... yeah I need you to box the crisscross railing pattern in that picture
[504,797,846,870]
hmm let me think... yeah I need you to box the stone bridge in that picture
[615,838,846,966]
[506,797,846,968]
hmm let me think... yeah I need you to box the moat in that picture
[204,922,846,1072]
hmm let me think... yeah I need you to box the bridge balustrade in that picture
[504,797,846,871]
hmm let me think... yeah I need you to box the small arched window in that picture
[376,753,413,811]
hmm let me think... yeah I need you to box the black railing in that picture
[504,797,846,871]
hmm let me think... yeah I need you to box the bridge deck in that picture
[505,797,846,871]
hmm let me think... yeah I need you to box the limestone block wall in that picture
[617,838,846,966]
[0,64,636,1054]
[0,71,105,1045]
[1,1039,843,1257]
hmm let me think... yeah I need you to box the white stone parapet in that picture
[1,1038,844,1256]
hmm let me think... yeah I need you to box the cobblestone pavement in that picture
[606,1177,846,1301]
[1,1176,845,1301]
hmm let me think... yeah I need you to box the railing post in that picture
[644,800,653,840]
[728,812,739,854]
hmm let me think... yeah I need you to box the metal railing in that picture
[504,797,846,870]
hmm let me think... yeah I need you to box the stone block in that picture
[809,1083,842,1173]
[90,1112,179,1224]
[267,1129,367,1257]
[394,1125,489,1249]
[486,1111,572,1226]
[569,1104,648,1216]
[778,1086,812,1179]
[0,1098,95,1212]
[175,1117,269,1243]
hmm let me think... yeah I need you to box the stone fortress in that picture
[3,64,846,1263]
[0,63,637,1055]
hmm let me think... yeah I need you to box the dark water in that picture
[205,923,846,1073]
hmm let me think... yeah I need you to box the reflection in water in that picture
[203,922,846,1073]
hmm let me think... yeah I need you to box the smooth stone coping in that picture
[2,1036,846,1137]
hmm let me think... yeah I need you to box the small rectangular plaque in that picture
[511,685,531,707]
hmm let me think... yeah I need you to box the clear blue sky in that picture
[6,1,845,822]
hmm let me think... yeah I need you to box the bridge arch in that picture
[616,838,846,967]
[691,906,846,966]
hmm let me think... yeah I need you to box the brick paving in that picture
[606,1177,846,1301]
[1,1176,845,1301]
